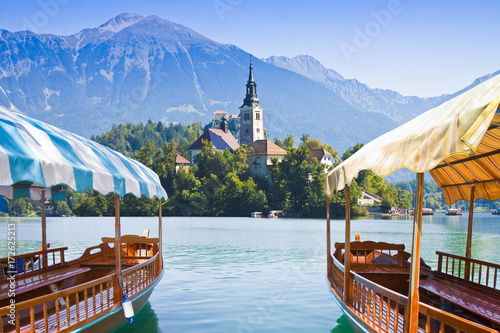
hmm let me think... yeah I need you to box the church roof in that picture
[213,110,228,115]
[307,148,332,162]
[248,139,287,156]
[175,154,190,165]
[188,128,240,152]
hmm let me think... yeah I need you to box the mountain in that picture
[0,13,496,155]
[0,13,402,153]
[263,55,450,123]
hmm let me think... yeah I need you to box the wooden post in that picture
[405,173,424,333]
[159,198,163,271]
[114,194,122,303]
[465,186,475,281]
[41,189,48,269]
[326,196,331,276]
[344,185,353,304]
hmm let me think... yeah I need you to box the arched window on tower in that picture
[255,112,260,120]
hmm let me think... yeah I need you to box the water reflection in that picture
[331,315,357,333]
[115,302,161,333]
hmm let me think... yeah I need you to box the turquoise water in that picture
[1,213,499,332]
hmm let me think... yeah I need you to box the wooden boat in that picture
[251,211,263,218]
[325,74,500,332]
[0,107,167,332]
[446,208,463,215]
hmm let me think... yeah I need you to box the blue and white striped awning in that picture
[0,107,167,200]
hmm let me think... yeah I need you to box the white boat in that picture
[0,107,167,332]
[251,212,263,218]
[267,210,284,218]
[325,74,500,332]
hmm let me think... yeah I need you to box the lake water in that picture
[1,213,499,332]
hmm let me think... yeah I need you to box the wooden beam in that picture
[343,186,353,304]
[433,149,500,169]
[326,196,331,275]
[465,186,475,281]
[114,194,122,303]
[159,198,163,272]
[41,190,48,269]
[405,173,424,333]
[439,177,500,188]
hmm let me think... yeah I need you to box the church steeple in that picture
[243,60,259,106]
[239,58,264,146]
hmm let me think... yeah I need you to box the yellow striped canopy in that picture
[326,74,500,204]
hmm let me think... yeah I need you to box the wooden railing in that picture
[122,252,160,297]
[437,252,500,290]
[0,252,161,333]
[0,248,67,279]
[329,256,496,333]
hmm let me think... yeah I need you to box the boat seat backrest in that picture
[334,241,405,267]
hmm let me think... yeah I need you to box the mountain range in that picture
[0,13,497,154]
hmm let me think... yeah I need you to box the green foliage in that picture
[8,198,36,217]
[93,121,203,157]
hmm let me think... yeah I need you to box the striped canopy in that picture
[326,74,500,205]
[0,107,167,200]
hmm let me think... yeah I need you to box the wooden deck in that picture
[0,267,90,301]
[420,273,500,328]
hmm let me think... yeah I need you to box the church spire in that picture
[243,59,259,106]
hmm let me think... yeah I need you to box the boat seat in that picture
[0,267,90,301]
[420,274,500,327]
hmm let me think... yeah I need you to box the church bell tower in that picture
[239,60,264,146]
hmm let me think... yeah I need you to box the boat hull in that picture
[326,276,374,333]
[74,270,163,333]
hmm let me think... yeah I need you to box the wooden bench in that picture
[420,274,500,328]
[0,267,90,301]
[334,241,406,267]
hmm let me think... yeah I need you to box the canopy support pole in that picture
[405,173,424,333]
[343,186,353,304]
[159,198,163,271]
[465,186,475,280]
[114,194,122,303]
[326,196,331,277]
[41,190,48,269]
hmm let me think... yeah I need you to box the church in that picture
[188,60,286,182]
[241,61,287,182]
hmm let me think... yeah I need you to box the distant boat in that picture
[410,208,434,215]
[251,212,263,218]
[267,210,284,218]
[446,208,463,215]
[492,209,500,215]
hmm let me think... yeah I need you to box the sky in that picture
[0,0,498,97]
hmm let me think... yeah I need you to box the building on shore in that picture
[175,154,190,171]
[307,148,337,170]
[187,117,239,165]
[247,139,287,185]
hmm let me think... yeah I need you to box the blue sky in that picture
[0,0,498,97]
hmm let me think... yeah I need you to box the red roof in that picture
[176,154,190,165]
[188,128,240,151]
[213,110,228,115]
[248,139,287,156]
[307,148,332,162]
